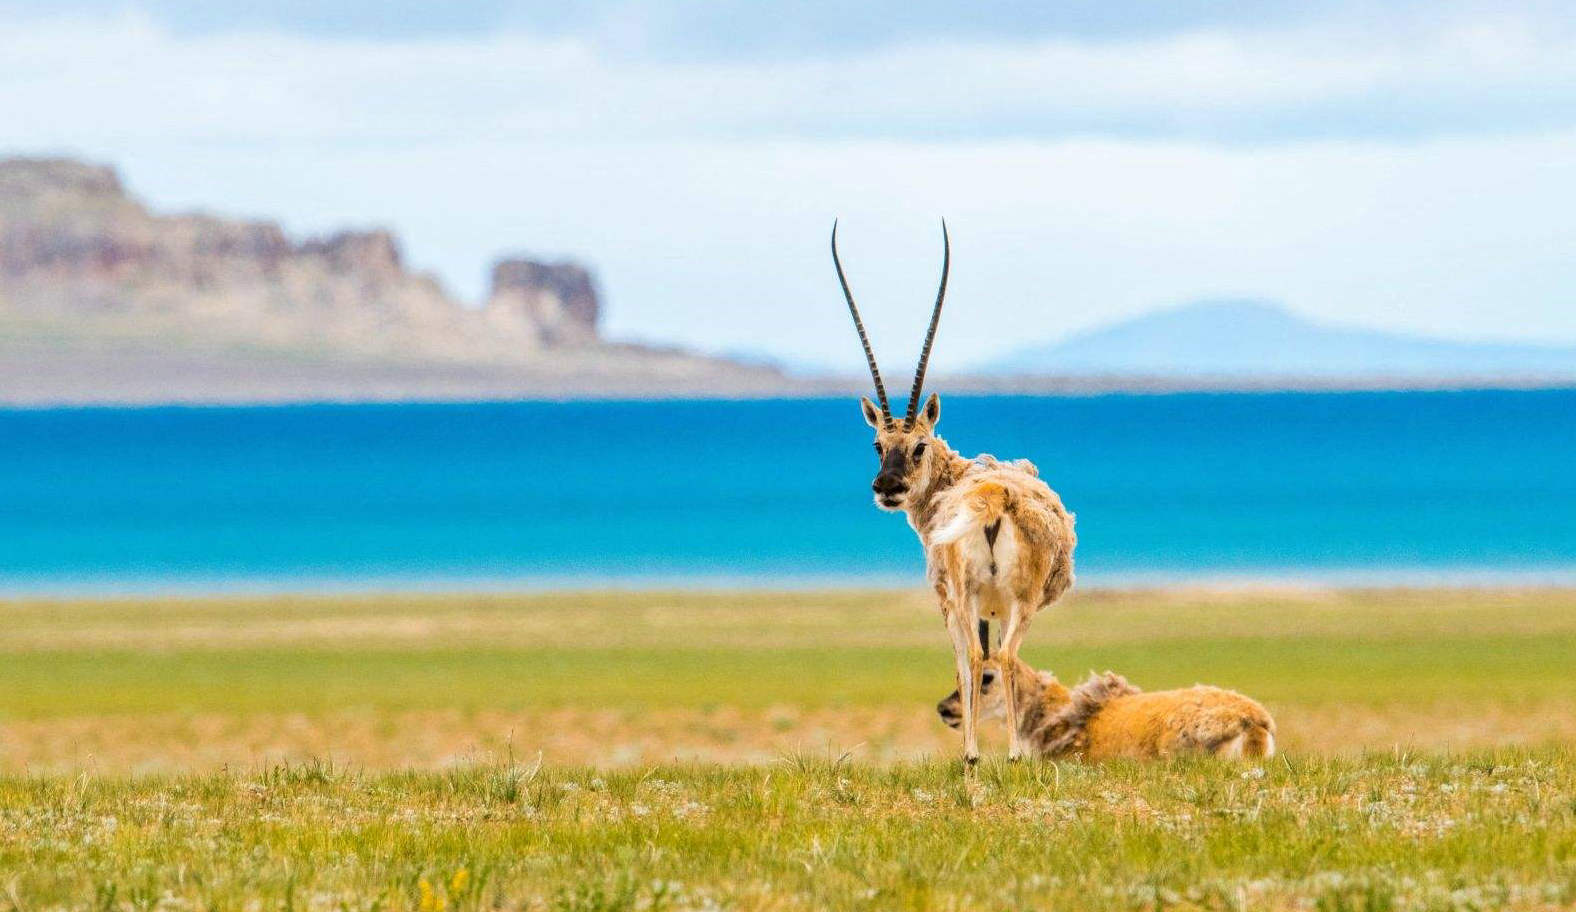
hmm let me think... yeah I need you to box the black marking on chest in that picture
[984,520,1001,575]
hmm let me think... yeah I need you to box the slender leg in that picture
[998,606,1034,761]
[945,603,984,766]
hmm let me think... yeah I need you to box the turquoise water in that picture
[2,390,1574,593]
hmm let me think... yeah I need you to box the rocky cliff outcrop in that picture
[0,157,613,364]
[486,259,599,346]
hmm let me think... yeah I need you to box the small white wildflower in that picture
[630,803,651,817]
[911,788,936,804]
[673,801,709,819]
[1240,767,1266,780]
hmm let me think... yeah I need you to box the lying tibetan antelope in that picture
[937,657,1277,761]
[832,221,1076,765]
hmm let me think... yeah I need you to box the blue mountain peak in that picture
[987,299,1576,377]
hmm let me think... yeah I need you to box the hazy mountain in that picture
[0,156,787,404]
[987,300,1576,377]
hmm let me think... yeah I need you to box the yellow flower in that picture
[418,877,446,912]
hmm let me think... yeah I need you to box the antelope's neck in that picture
[903,440,971,536]
[1024,680,1073,745]
[1001,664,1059,742]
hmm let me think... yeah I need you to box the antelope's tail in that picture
[931,482,1010,546]
[1241,719,1277,759]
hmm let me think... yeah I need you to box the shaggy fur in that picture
[1037,671,1139,757]
[937,657,1277,761]
[861,393,1077,764]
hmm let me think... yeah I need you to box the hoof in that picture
[964,754,980,767]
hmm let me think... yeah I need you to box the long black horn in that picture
[831,220,891,419]
[905,219,950,427]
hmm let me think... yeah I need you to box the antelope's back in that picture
[933,461,1076,608]
[990,464,1076,607]
[1083,686,1276,760]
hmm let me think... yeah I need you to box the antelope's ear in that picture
[919,393,941,428]
[859,396,884,429]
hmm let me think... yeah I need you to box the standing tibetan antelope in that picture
[833,221,1076,765]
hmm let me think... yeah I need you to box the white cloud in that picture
[3,11,1576,371]
[5,11,1576,145]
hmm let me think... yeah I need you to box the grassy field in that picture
[1,587,1574,909]
[3,749,1572,910]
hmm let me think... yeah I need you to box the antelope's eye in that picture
[913,442,927,459]
[872,442,883,456]
[982,671,996,686]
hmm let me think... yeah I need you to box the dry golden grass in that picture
[7,701,1576,774]
[8,586,1576,652]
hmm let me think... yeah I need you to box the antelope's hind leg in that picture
[997,605,1034,761]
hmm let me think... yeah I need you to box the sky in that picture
[3,1,1576,372]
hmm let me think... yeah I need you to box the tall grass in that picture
[1,748,1571,910]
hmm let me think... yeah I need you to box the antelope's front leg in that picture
[944,602,984,766]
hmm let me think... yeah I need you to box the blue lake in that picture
[2,390,1574,593]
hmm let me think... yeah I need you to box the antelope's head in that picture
[832,220,950,513]
[864,392,941,510]
[937,661,1008,728]
[936,656,1059,730]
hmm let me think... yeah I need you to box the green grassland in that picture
[5,588,1576,759]
[1,587,1574,909]
[8,587,1576,714]
[2,751,1573,910]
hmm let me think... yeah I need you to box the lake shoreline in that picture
[4,352,1576,409]
[8,574,1576,601]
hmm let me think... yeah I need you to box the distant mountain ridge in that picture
[0,156,787,403]
[988,300,1576,377]
[0,157,601,359]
